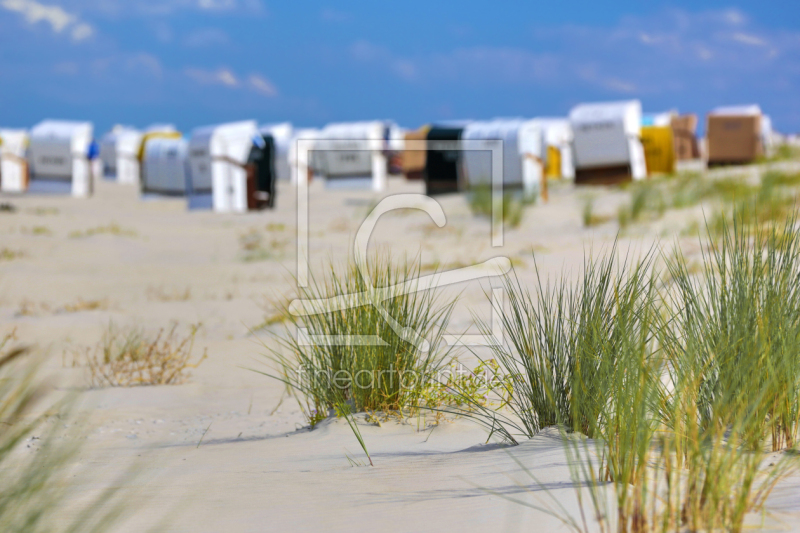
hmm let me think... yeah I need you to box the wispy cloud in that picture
[732,32,767,47]
[346,7,800,99]
[248,74,278,97]
[184,66,278,97]
[185,66,239,86]
[52,0,266,17]
[1,0,95,41]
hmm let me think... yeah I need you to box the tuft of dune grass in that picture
[462,208,800,532]
[73,322,207,387]
[260,254,458,426]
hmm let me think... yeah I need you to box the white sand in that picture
[1,171,799,532]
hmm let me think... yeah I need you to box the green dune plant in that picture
[461,243,659,445]
[476,210,800,532]
[617,180,666,228]
[664,214,800,450]
[501,336,795,533]
[0,331,134,532]
[468,184,534,228]
[262,255,458,426]
[708,178,799,235]
[612,171,800,231]
[582,197,613,227]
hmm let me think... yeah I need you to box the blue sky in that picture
[1,0,799,134]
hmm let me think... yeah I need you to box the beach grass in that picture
[462,242,658,444]
[664,213,800,450]
[0,331,134,532]
[615,170,800,236]
[582,197,614,227]
[473,208,800,531]
[262,254,458,426]
[468,184,534,228]
[79,322,207,387]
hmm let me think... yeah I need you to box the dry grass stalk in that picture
[146,285,192,302]
[61,298,108,313]
[84,323,207,387]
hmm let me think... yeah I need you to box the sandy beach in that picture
[3,169,800,532]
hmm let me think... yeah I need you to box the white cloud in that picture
[185,67,280,98]
[248,74,278,97]
[722,8,747,26]
[1,0,94,42]
[732,32,767,47]
[217,69,237,86]
[2,0,73,32]
[57,0,266,16]
[71,22,92,40]
[185,66,239,87]
[197,0,235,10]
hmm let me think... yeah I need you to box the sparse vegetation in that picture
[468,185,535,228]
[418,359,513,425]
[76,322,207,387]
[608,170,800,237]
[582,197,613,227]
[68,223,137,239]
[27,207,59,216]
[0,248,23,261]
[758,143,800,163]
[61,298,107,313]
[707,174,800,235]
[146,285,192,302]
[22,225,52,236]
[16,298,107,316]
[617,179,666,227]
[239,228,288,262]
